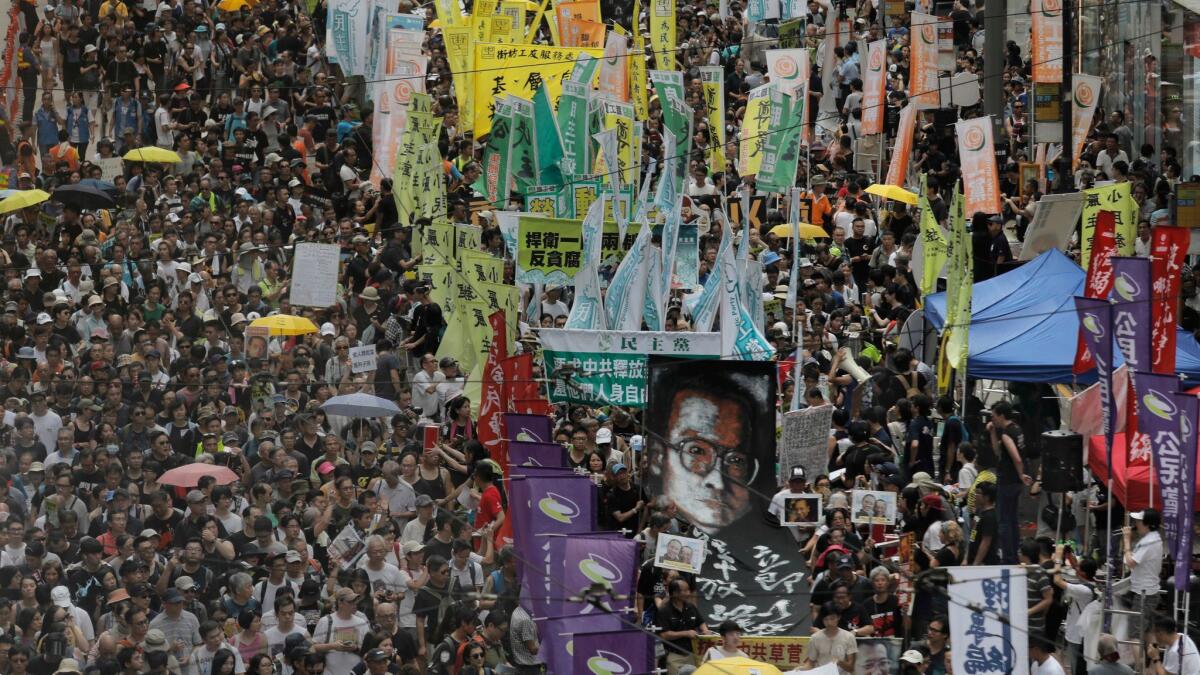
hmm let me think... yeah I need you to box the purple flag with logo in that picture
[1109,258,1152,369]
[508,441,566,468]
[1132,372,1190,561]
[509,472,596,612]
[561,536,639,614]
[572,630,655,675]
[1075,298,1115,453]
[1171,391,1198,591]
[535,614,623,675]
[503,413,555,443]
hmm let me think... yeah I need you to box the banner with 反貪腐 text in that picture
[538,329,721,407]
[470,43,603,137]
[948,566,1028,675]
[514,215,641,285]
[1081,181,1137,260]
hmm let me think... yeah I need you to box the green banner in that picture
[474,98,515,204]
[756,91,804,194]
[533,85,565,186]
[557,81,590,178]
[539,329,721,407]
[508,97,538,193]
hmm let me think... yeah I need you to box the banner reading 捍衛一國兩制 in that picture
[538,329,721,407]
[645,360,807,634]
[948,567,1028,675]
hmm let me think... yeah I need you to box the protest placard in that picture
[289,243,340,308]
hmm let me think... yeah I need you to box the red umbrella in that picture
[158,464,239,488]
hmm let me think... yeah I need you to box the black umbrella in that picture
[52,184,117,210]
[77,179,120,196]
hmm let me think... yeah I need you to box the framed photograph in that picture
[851,490,897,525]
[654,533,707,574]
[779,492,823,527]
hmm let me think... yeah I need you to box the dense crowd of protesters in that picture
[0,0,1195,672]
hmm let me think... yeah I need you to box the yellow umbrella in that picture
[0,189,51,215]
[123,147,182,163]
[249,314,319,336]
[429,18,442,28]
[217,0,250,9]
[865,182,918,205]
[693,657,783,675]
[769,222,829,240]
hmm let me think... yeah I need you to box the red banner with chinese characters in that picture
[1151,226,1189,374]
[1073,211,1118,375]
[477,311,508,476]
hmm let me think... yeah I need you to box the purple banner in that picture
[1109,257,1152,370]
[562,536,638,615]
[508,441,566,468]
[1133,372,1189,560]
[535,614,623,675]
[1173,391,1198,591]
[572,630,655,675]
[503,413,555,443]
[1075,298,1115,452]
[508,472,597,610]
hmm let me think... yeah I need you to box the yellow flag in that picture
[649,0,676,70]
[739,85,771,176]
[630,0,650,121]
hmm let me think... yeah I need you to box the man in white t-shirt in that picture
[1030,639,1067,675]
[154,95,178,149]
[1122,508,1164,636]
[254,554,299,615]
[1150,617,1200,675]
[448,539,486,596]
[190,621,246,675]
[263,595,309,659]
[356,535,408,603]
[311,588,370,674]
[371,463,416,526]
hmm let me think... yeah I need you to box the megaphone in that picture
[840,347,872,384]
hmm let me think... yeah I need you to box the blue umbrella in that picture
[320,393,401,418]
[78,179,119,196]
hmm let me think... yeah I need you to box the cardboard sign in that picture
[349,345,377,374]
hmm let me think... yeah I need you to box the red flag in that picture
[1073,211,1118,374]
[502,353,542,403]
[1151,226,1189,374]
[513,398,556,416]
[477,311,509,476]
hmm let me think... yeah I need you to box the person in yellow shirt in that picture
[98,0,129,25]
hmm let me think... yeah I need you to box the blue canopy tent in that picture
[924,249,1200,382]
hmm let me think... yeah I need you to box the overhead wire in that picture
[0,0,1156,97]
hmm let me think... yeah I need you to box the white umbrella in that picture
[320,393,401,418]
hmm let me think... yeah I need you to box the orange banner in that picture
[861,39,887,135]
[909,12,940,109]
[1072,74,1102,168]
[561,17,605,47]
[597,31,630,100]
[885,103,917,187]
[1031,0,1064,83]
[956,116,1002,215]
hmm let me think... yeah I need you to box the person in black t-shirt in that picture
[968,482,1000,565]
[603,464,645,535]
[864,568,904,637]
[656,578,708,672]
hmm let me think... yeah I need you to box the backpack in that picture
[948,415,970,444]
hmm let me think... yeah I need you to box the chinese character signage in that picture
[948,567,1028,675]
[471,43,603,137]
[1081,181,1137,260]
[538,329,721,407]
[955,116,1001,215]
